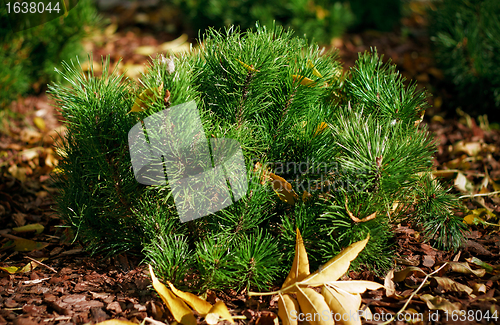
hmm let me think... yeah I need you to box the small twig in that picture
[23,277,50,285]
[380,262,448,325]
[249,282,297,296]
[459,190,500,199]
[25,256,57,273]
[344,195,377,223]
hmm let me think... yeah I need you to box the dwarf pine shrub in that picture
[49,25,466,291]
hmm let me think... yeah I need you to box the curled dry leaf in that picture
[454,172,474,193]
[443,261,486,277]
[431,276,473,295]
[149,265,196,325]
[453,140,482,157]
[393,266,427,282]
[471,282,487,294]
[383,269,401,299]
[278,294,299,325]
[269,173,299,205]
[296,287,333,325]
[300,235,370,286]
[419,294,463,315]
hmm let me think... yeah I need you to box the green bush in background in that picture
[0,0,99,109]
[171,0,402,44]
[349,0,401,32]
[429,0,500,114]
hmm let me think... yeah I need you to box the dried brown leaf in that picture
[419,294,463,315]
[431,276,473,295]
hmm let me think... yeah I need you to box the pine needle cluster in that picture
[49,24,466,291]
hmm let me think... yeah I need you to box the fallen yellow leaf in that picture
[300,235,370,285]
[292,75,315,87]
[313,122,328,137]
[269,173,298,205]
[12,223,44,234]
[236,58,260,72]
[330,281,383,294]
[33,117,46,131]
[278,293,299,325]
[205,300,234,324]
[307,60,323,78]
[129,84,163,113]
[296,287,334,325]
[281,228,310,291]
[149,265,196,325]
[168,281,212,315]
[0,262,36,274]
[322,285,362,325]
[12,238,49,252]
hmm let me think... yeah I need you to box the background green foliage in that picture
[49,26,465,292]
[0,0,99,108]
[171,0,401,43]
[429,0,500,114]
